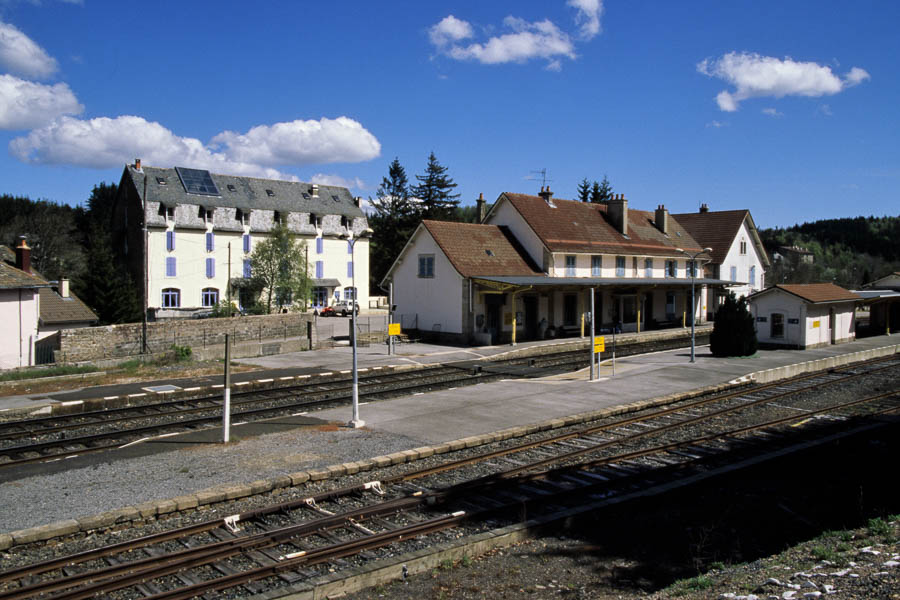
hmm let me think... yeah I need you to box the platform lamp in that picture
[340,227,374,428]
[676,247,713,363]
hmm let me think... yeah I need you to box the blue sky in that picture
[0,1,897,228]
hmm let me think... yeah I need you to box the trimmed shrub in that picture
[710,292,758,357]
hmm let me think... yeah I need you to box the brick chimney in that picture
[134,158,142,171]
[476,193,487,223]
[608,193,628,236]
[655,204,669,234]
[700,203,709,213]
[15,236,31,273]
[538,186,554,206]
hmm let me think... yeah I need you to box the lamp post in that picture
[341,227,373,428]
[676,247,713,363]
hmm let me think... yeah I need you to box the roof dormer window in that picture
[227,184,236,192]
[156,176,167,185]
[266,189,275,197]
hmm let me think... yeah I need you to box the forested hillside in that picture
[759,215,900,288]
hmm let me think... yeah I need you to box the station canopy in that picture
[470,275,739,293]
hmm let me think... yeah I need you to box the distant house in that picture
[773,245,814,265]
[747,283,860,349]
[383,188,738,345]
[673,204,769,317]
[1,240,97,365]
[112,161,370,318]
[0,239,54,369]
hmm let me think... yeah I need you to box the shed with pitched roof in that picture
[747,283,860,349]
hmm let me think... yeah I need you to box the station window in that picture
[615,256,625,277]
[645,258,653,278]
[162,288,180,308]
[418,255,434,278]
[730,266,737,281]
[771,313,785,338]
[202,288,218,307]
[665,260,677,278]
[591,256,602,277]
[565,255,576,277]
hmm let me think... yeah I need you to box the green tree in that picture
[411,152,460,221]
[249,221,309,314]
[369,158,419,288]
[576,178,591,203]
[590,175,613,204]
[710,292,758,357]
[76,224,142,324]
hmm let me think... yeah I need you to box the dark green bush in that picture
[710,292,758,357]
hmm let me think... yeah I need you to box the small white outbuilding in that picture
[747,283,860,349]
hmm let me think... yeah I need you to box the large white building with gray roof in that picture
[113,161,370,318]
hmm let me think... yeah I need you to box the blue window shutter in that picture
[316,261,323,279]
[206,258,215,278]
[206,232,214,252]
[243,259,251,278]
[316,237,323,254]
[243,234,251,253]
[166,231,174,251]
[347,261,353,278]
[347,240,352,254]
[166,256,176,277]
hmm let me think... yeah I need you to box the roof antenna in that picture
[526,168,552,189]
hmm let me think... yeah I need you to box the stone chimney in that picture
[538,186,554,206]
[354,196,361,208]
[608,193,628,236]
[655,205,669,234]
[15,236,31,273]
[476,193,487,223]
[134,158,142,171]
[311,184,319,198]
[700,203,709,213]
[58,277,70,298]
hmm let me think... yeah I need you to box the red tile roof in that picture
[422,220,543,278]
[774,283,861,303]
[671,209,751,264]
[0,261,50,289]
[501,193,704,256]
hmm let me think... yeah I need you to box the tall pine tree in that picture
[590,175,613,203]
[576,178,591,202]
[369,158,418,288]
[411,152,460,221]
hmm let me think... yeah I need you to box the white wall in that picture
[721,219,766,297]
[392,228,463,334]
[486,198,546,269]
[751,289,855,348]
[0,289,39,369]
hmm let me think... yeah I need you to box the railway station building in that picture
[747,283,860,349]
[113,161,370,319]
[383,188,742,345]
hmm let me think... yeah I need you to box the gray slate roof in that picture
[123,166,365,219]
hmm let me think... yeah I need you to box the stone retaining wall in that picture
[55,313,317,363]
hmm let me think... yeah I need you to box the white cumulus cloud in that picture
[762,107,784,117]
[9,115,381,177]
[211,117,380,166]
[446,16,575,67]
[567,0,603,40]
[698,52,870,112]
[0,74,82,129]
[310,173,366,190]
[429,15,474,47]
[0,20,58,79]
[429,3,605,70]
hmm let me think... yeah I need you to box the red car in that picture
[317,306,336,317]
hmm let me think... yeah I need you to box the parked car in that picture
[333,300,360,317]
[317,306,336,317]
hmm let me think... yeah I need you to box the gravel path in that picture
[0,423,426,533]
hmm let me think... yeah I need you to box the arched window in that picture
[202,288,218,307]
[162,288,180,308]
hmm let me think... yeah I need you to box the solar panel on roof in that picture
[174,167,221,196]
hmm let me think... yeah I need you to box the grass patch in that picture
[669,574,714,596]
[811,545,839,562]
[0,364,99,382]
[868,517,891,538]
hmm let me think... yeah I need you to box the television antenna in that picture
[527,169,552,189]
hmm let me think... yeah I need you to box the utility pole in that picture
[142,173,149,354]
[227,242,232,316]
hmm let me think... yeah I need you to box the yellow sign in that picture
[812,320,820,329]
[594,337,605,353]
[388,323,401,336]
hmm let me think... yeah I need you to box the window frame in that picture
[665,259,677,278]
[771,313,785,338]
[418,254,435,278]
[591,255,602,277]
[644,258,653,278]
[201,287,219,307]
[615,256,625,277]
[564,255,576,277]
[161,288,180,308]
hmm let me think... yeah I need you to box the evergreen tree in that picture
[411,152,460,221]
[369,157,419,289]
[590,175,613,204]
[75,224,141,324]
[710,292,758,357]
[576,178,591,202]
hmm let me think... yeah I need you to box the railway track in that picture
[1,358,896,599]
[0,349,593,470]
